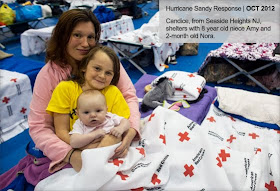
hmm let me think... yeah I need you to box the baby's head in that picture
[76,90,107,127]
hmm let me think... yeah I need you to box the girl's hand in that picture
[111,128,136,159]
[65,149,82,172]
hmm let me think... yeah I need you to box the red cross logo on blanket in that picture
[188,74,195,78]
[183,164,194,177]
[216,157,222,167]
[207,116,216,122]
[10,78,17,82]
[159,134,166,144]
[227,135,236,143]
[109,159,123,166]
[131,187,144,191]
[255,148,261,154]
[218,149,230,162]
[229,116,236,121]
[148,113,155,121]
[178,132,190,142]
[274,130,280,134]
[117,171,129,180]
[197,87,201,93]
[136,148,145,156]
[265,181,277,191]
[2,97,10,104]
[151,174,161,185]
[249,133,259,139]
[20,107,27,114]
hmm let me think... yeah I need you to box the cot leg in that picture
[218,57,274,93]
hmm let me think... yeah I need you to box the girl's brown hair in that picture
[73,45,120,86]
[46,9,101,68]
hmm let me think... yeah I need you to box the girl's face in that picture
[67,21,96,61]
[82,51,114,91]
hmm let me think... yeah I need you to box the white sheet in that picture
[36,104,279,190]
[216,87,280,127]
[0,69,32,143]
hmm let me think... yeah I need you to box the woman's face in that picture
[83,51,114,91]
[67,21,96,61]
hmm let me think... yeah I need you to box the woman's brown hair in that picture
[46,9,101,68]
[73,45,120,86]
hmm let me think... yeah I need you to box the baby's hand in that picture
[109,126,125,138]
[93,129,106,139]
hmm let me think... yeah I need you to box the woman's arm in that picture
[28,63,73,173]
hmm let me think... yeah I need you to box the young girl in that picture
[46,45,131,162]
[69,89,130,149]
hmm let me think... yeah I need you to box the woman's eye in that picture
[73,33,81,38]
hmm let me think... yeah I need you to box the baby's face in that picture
[77,95,107,127]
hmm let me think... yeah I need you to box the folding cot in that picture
[198,43,280,93]
[105,11,182,74]
[20,15,134,56]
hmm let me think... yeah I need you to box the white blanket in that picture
[216,87,280,127]
[0,69,32,143]
[36,106,280,190]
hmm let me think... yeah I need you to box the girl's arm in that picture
[53,113,71,144]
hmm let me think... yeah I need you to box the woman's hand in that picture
[111,128,136,159]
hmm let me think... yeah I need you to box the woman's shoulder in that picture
[38,61,71,80]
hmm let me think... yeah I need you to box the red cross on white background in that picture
[183,164,194,177]
[218,149,231,162]
[2,97,10,104]
[265,181,277,191]
[151,174,161,185]
[227,135,236,143]
[249,133,259,139]
[178,132,190,142]
[116,171,129,180]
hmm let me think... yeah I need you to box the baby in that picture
[69,89,129,149]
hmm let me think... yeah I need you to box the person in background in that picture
[28,9,140,173]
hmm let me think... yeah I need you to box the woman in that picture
[28,9,140,173]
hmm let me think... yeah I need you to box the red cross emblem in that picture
[116,171,129,180]
[188,74,195,78]
[2,97,10,104]
[249,133,259,139]
[255,148,261,154]
[109,159,123,166]
[207,116,216,122]
[168,78,174,81]
[131,187,144,191]
[20,107,27,114]
[229,116,236,121]
[197,87,201,93]
[148,113,155,121]
[178,132,190,142]
[227,135,236,143]
[138,37,143,42]
[159,134,166,144]
[10,78,17,82]
[183,164,194,177]
[175,88,183,91]
[216,157,222,167]
[265,181,277,191]
[136,148,145,156]
[151,42,155,46]
[151,174,161,185]
[274,130,280,134]
[218,149,230,162]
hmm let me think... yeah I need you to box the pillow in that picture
[216,87,280,129]
[151,71,206,101]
